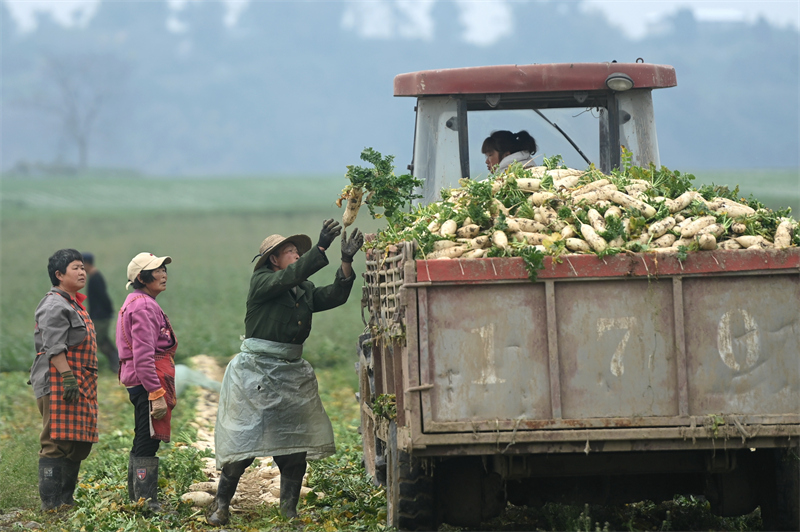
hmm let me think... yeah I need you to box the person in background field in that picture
[81,252,120,373]
[208,219,364,525]
[116,252,177,512]
[482,129,538,173]
[29,248,99,511]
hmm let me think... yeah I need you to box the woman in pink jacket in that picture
[116,252,177,511]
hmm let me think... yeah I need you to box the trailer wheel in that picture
[386,421,435,531]
[760,442,800,531]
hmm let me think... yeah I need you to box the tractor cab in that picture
[394,62,677,204]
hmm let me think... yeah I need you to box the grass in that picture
[1,169,794,530]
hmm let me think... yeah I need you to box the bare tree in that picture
[26,52,129,170]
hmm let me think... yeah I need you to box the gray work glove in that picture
[317,219,342,250]
[151,396,168,420]
[341,228,365,263]
[61,370,80,403]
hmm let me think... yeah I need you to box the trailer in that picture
[356,62,800,530]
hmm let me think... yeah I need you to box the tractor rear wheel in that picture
[385,421,435,531]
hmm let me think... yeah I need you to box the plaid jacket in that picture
[47,294,99,443]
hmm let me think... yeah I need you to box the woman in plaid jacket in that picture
[30,249,99,511]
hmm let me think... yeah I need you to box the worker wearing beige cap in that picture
[209,219,363,525]
[116,252,177,511]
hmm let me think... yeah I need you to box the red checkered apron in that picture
[119,296,177,442]
[46,293,99,443]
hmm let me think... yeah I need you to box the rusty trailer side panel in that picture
[371,247,800,452]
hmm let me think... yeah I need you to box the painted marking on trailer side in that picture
[597,317,638,377]
[470,324,506,384]
[717,309,760,371]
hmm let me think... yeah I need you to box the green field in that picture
[690,168,799,214]
[0,175,382,373]
[1,169,795,531]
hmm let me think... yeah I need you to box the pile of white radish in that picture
[373,163,798,261]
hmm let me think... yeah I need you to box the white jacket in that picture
[496,150,534,173]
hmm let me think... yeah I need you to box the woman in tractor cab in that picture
[482,129,537,173]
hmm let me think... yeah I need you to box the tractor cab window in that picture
[468,107,600,179]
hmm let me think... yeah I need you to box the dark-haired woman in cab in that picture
[482,129,537,173]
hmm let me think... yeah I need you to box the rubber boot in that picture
[279,473,303,519]
[60,459,81,507]
[207,471,241,526]
[38,457,63,511]
[127,454,134,501]
[130,456,161,511]
[276,456,306,519]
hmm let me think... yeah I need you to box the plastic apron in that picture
[214,337,335,468]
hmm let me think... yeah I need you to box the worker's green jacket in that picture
[245,246,355,343]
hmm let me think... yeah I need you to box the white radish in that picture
[696,233,717,250]
[462,248,487,258]
[469,235,492,249]
[571,179,610,197]
[439,219,458,237]
[508,231,526,244]
[342,188,364,228]
[561,225,577,239]
[489,199,509,217]
[651,247,680,254]
[565,238,592,252]
[647,216,676,239]
[580,224,608,253]
[492,230,509,250]
[572,187,613,205]
[697,223,726,238]
[719,239,743,250]
[517,218,547,233]
[554,174,581,190]
[735,235,770,248]
[526,166,548,178]
[731,222,746,234]
[432,240,459,251]
[516,178,541,192]
[518,232,550,245]
[606,190,657,219]
[529,191,557,206]
[625,183,650,196]
[680,216,716,238]
[504,218,521,233]
[774,219,794,248]
[609,236,626,248]
[456,224,481,239]
[604,206,623,220]
[708,197,755,218]
[587,209,606,232]
[427,220,440,234]
[548,168,584,180]
[652,234,677,248]
[665,191,701,213]
[534,206,559,229]
[425,246,466,260]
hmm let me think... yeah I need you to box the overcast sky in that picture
[4,0,800,42]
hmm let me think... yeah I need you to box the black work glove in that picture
[317,218,342,250]
[61,370,80,403]
[341,228,365,263]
